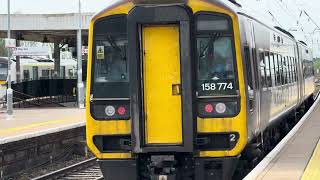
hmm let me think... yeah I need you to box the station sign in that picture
[4,38,16,48]
[13,47,50,56]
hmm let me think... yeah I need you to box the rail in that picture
[32,158,103,180]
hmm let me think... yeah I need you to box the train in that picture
[85,0,316,179]
[0,52,77,105]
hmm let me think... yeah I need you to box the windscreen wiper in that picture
[106,35,126,61]
[199,32,221,58]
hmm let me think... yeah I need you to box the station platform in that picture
[245,97,320,180]
[0,108,85,144]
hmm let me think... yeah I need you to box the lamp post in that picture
[77,0,84,108]
[7,0,13,116]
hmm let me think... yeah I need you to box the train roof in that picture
[91,0,308,48]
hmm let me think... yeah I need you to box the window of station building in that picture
[270,53,276,87]
[259,51,266,88]
[92,15,129,98]
[196,13,238,97]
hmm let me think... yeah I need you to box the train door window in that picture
[270,53,276,87]
[244,47,253,90]
[92,15,129,98]
[264,51,271,87]
[244,46,254,111]
[259,51,266,88]
[23,70,30,81]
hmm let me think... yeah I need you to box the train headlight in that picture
[105,106,116,117]
[215,103,227,114]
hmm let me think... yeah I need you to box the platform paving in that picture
[0,108,85,143]
[257,100,320,180]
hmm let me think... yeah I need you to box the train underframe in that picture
[99,154,239,180]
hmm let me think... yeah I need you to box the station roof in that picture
[0,13,93,43]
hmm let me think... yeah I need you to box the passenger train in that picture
[86,0,316,179]
[0,53,77,105]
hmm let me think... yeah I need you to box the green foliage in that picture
[0,39,8,57]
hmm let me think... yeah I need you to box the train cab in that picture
[86,0,247,179]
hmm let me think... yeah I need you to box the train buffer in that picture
[0,108,85,143]
[245,97,320,180]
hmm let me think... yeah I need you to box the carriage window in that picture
[274,54,280,85]
[278,55,284,85]
[294,58,298,82]
[0,62,8,81]
[283,56,288,84]
[270,53,275,87]
[259,51,266,88]
[92,16,129,98]
[265,52,272,87]
[196,14,238,96]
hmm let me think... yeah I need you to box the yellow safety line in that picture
[301,139,320,180]
[0,118,79,135]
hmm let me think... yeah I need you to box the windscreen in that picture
[92,16,129,98]
[196,14,238,97]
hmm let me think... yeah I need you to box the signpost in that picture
[13,47,50,56]
[6,0,13,116]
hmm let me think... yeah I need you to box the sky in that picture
[1,0,320,56]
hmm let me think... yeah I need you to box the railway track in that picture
[33,158,103,180]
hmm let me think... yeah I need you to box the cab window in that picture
[92,15,129,98]
[196,14,238,97]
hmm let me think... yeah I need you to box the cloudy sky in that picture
[1,0,320,56]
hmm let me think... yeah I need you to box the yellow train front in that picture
[86,0,247,179]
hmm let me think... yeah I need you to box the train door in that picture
[246,20,261,135]
[142,25,183,145]
[128,6,193,152]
